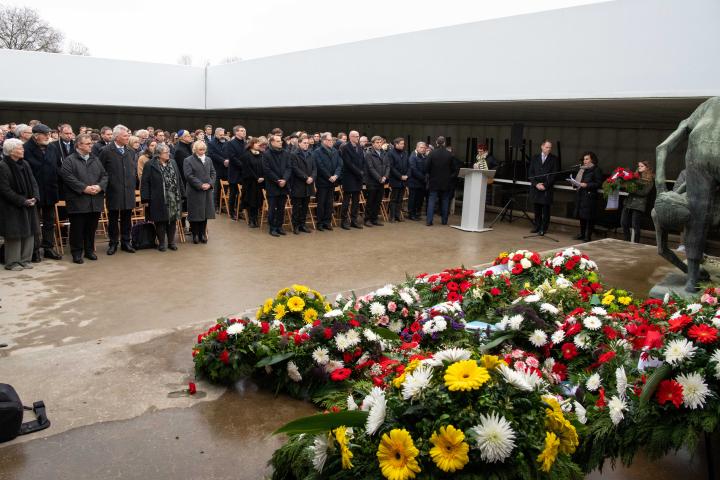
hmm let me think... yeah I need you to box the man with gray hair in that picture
[14,124,32,143]
[99,124,137,255]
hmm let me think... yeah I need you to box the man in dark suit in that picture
[262,134,291,237]
[46,123,75,201]
[224,125,246,220]
[407,142,428,220]
[91,126,113,158]
[388,137,409,222]
[289,136,316,234]
[207,127,228,211]
[313,132,342,231]
[99,125,137,255]
[425,136,454,226]
[527,139,559,235]
[339,130,365,229]
[364,136,390,227]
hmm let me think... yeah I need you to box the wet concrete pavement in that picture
[2,216,700,479]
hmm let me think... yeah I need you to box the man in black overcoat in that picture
[289,137,317,234]
[339,130,365,229]
[224,125,247,220]
[207,127,228,211]
[262,134,291,237]
[312,132,342,231]
[527,140,559,235]
[388,137,410,222]
[364,136,390,227]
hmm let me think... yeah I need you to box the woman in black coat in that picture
[572,151,603,241]
[239,137,267,228]
[141,144,184,251]
[0,139,39,271]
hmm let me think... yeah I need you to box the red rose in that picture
[500,257,509,265]
[330,368,352,382]
[217,330,228,343]
[191,349,198,358]
[554,267,561,274]
[512,253,523,262]
[511,264,523,275]
[313,319,322,327]
[197,334,204,344]
[219,349,230,365]
[324,327,333,339]
[531,253,541,265]
[561,342,578,360]
[261,322,270,334]
[410,321,421,333]
[459,281,471,293]
[188,382,197,395]
[412,333,422,343]
[349,319,360,328]
[490,287,501,296]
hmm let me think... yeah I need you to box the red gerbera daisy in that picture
[668,314,692,332]
[656,379,683,408]
[688,324,719,344]
[561,342,578,360]
[447,291,460,302]
[330,368,352,382]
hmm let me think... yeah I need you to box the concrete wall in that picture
[206,0,720,109]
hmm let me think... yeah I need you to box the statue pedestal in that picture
[649,272,698,300]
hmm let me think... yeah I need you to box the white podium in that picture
[451,168,495,233]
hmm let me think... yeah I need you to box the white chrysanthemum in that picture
[345,329,361,348]
[425,348,472,366]
[687,303,703,314]
[310,434,329,472]
[676,372,710,409]
[388,320,403,333]
[399,291,414,305]
[471,412,517,463]
[366,389,387,435]
[324,309,344,318]
[540,303,559,315]
[524,294,541,303]
[334,333,351,351]
[498,365,546,392]
[422,316,447,334]
[361,386,385,411]
[664,338,697,365]
[710,350,720,379]
[363,328,379,342]
[369,302,386,316]
[496,316,509,331]
[529,329,548,347]
[574,332,590,350]
[347,394,358,411]
[586,373,601,392]
[402,365,433,400]
[551,329,566,344]
[325,360,344,373]
[375,285,395,297]
[591,307,608,316]
[616,366,628,400]
[226,323,245,335]
[312,347,330,365]
[287,361,302,382]
[608,395,627,425]
[583,315,602,331]
[508,314,524,330]
[574,401,587,424]
[551,256,564,267]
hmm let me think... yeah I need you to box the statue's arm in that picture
[655,120,689,192]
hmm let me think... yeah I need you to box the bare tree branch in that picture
[0,5,63,53]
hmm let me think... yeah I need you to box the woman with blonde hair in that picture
[621,160,655,243]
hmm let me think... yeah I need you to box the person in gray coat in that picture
[363,136,390,227]
[0,139,39,270]
[99,124,137,255]
[141,144,183,251]
[60,133,108,264]
[184,141,216,244]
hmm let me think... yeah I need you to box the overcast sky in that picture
[7,0,607,65]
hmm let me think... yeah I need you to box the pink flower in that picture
[388,301,397,313]
[701,293,718,305]
[376,315,390,326]
[401,307,409,318]
[526,356,539,368]
[514,360,527,371]
[511,349,524,359]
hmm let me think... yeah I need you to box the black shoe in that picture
[575,233,585,240]
[72,256,84,264]
[323,224,333,231]
[300,225,311,233]
[395,217,404,222]
[32,251,43,263]
[351,222,363,229]
[44,248,62,260]
[278,229,287,236]
[364,220,374,227]
[316,224,324,231]
[539,230,545,236]
[199,235,208,244]
[426,222,433,226]
[530,227,540,233]
[84,252,98,261]
[441,221,448,226]
[107,243,118,255]
[293,226,300,235]
[192,234,199,244]
[249,220,259,228]
[341,223,351,230]
[168,244,178,251]
[270,230,280,237]
[158,245,167,252]
[372,221,384,226]
[121,243,136,253]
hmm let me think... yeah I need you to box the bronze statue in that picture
[655,97,720,292]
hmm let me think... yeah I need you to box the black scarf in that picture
[3,155,34,199]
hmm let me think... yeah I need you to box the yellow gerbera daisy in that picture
[262,298,274,314]
[287,296,306,312]
[276,288,289,298]
[618,296,632,305]
[292,284,309,294]
[479,354,506,371]
[377,428,421,480]
[334,426,353,470]
[273,304,286,320]
[303,308,319,323]
[537,431,560,472]
[429,425,469,472]
[601,295,615,306]
[444,360,490,392]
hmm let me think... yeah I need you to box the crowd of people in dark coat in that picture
[0,120,466,270]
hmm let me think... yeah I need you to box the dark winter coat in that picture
[173,141,193,183]
[365,149,390,189]
[240,149,265,210]
[183,155,216,222]
[99,143,137,211]
[388,148,410,189]
[528,153,559,205]
[624,176,655,212]
[262,147,291,197]
[140,157,184,222]
[60,152,108,214]
[91,140,111,158]
[313,146,342,189]
[339,142,365,192]
[225,137,246,184]
[46,139,74,201]
[425,147,454,192]
[0,156,39,239]
[573,165,603,220]
[408,151,428,189]
[207,137,228,181]
[290,149,317,198]
[23,137,58,206]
